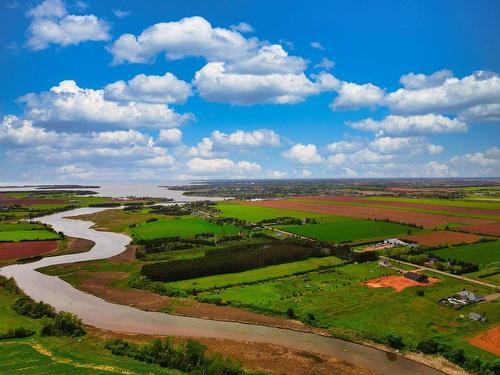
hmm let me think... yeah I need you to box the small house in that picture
[384,238,408,246]
[404,271,428,283]
[469,312,486,322]
[457,291,485,303]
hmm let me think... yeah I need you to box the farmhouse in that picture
[384,238,408,246]
[469,312,487,322]
[404,271,428,283]
[457,291,485,303]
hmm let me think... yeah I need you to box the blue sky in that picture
[0,0,499,182]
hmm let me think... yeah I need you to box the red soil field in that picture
[247,200,492,228]
[401,231,483,246]
[294,196,500,217]
[0,240,59,260]
[0,193,66,206]
[459,222,500,236]
[364,275,440,292]
[469,326,500,356]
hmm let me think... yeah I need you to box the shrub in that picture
[0,326,35,340]
[416,290,425,297]
[41,312,86,337]
[286,308,296,319]
[12,296,55,319]
[416,339,439,354]
[385,335,404,350]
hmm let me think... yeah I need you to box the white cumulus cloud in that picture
[26,0,110,50]
[283,143,322,164]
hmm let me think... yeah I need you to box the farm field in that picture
[0,224,60,241]
[402,231,484,246]
[197,261,499,361]
[291,196,500,221]
[167,256,344,291]
[278,219,423,243]
[216,202,327,222]
[130,217,242,240]
[426,240,500,266]
[0,240,59,261]
[245,199,494,228]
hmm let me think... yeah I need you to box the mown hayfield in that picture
[427,240,500,266]
[130,217,241,240]
[199,262,499,361]
[216,202,328,222]
[167,256,344,291]
[278,219,423,243]
[0,223,43,231]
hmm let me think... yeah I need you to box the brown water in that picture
[0,208,443,375]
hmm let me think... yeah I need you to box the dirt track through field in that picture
[247,200,493,228]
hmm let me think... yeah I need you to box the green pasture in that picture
[199,262,499,361]
[278,218,423,243]
[167,256,344,291]
[130,217,242,240]
[0,230,60,242]
[216,202,327,223]
[427,240,500,267]
[0,223,43,231]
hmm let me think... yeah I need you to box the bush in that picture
[417,339,439,354]
[0,326,35,340]
[41,312,86,337]
[416,290,425,297]
[105,337,249,374]
[385,335,404,349]
[286,308,296,319]
[12,296,55,319]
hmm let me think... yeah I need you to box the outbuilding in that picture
[404,271,428,283]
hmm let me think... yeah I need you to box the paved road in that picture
[380,256,500,290]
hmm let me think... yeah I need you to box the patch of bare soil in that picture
[91,329,377,375]
[108,245,136,264]
[76,270,320,333]
[61,237,95,255]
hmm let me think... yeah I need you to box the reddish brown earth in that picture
[468,326,500,356]
[459,222,500,236]
[401,231,484,246]
[61,237,95,255]
[92,330,377,375]
[0,193,66,206]
[0,240,58,260]
[247,200,492,228]
[294,195,500,217]
[364,276,440,292]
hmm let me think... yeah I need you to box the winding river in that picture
[0,207,443,375]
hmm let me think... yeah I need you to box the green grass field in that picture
[198,261,499,361]
[216,202,327,222]
[130,217,242,240]
[427,240,500,266]
[278,218,423,243]
[167,256,344,291]
[0,229,60,242]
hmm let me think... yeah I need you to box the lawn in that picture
[427,240,500,266]
[198,261,499,361]
[167,256,344,291]
[216,202,328,223]
[278,218,423,243]
[130,217,242,240]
